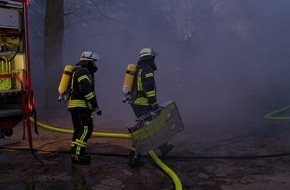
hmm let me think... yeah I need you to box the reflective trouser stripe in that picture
[131,146,136,151]
[76,139,87,147]
[75,126,88,156]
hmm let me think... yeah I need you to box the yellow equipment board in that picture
[127,100,184,155]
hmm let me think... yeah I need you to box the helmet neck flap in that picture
[138,56,157,71]
[76,60,98,74]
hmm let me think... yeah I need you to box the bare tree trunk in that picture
[44,0,64,110]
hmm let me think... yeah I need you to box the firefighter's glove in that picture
[152,103,160,112]
[96,110,102,115]
[90,98,99,112]
[150,103,161,118]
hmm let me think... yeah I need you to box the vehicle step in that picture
[0,109,22,118]
[0,138,19,147]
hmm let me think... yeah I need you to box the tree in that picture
[44,0,64,109]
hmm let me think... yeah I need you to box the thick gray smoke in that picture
[29,1,290,137]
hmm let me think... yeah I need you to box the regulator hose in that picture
[30,118,183,190]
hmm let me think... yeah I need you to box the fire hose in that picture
[30,118,183,190]
[264,105,290,120]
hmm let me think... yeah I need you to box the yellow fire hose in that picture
[33,119,132,139]
[30,118,183,190]
[149,150,183,190]
[264,105,290,120]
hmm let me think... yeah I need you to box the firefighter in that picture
[68,51,102,165]
[128,48,174,167]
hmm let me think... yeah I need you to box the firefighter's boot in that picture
[128,150,144,168]
[159,142,174,157]
[71,155,91,165]
[71,144,91,165]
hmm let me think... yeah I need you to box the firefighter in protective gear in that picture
[128,48,174,168]
[68,50,101,165]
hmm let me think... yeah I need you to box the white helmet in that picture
[139,48,158,58]
[80,51,100,61]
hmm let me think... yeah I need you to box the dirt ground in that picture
[1,110,290,190]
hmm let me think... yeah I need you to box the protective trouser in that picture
[70,108,93,156]
[128,104,152,165]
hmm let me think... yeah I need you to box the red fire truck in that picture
[0,0,37,146]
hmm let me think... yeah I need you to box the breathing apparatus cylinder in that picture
[58,65,74,101]
[122,63,136,102]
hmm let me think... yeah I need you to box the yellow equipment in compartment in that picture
[122,63,136,103]
[58,64,74,101]
[0,58,11,90]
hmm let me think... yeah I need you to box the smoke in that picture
[29,1,290,138]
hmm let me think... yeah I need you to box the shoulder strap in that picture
[130,66,140,103]
[67,68,77,100]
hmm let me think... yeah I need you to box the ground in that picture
[1,110,290,190]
